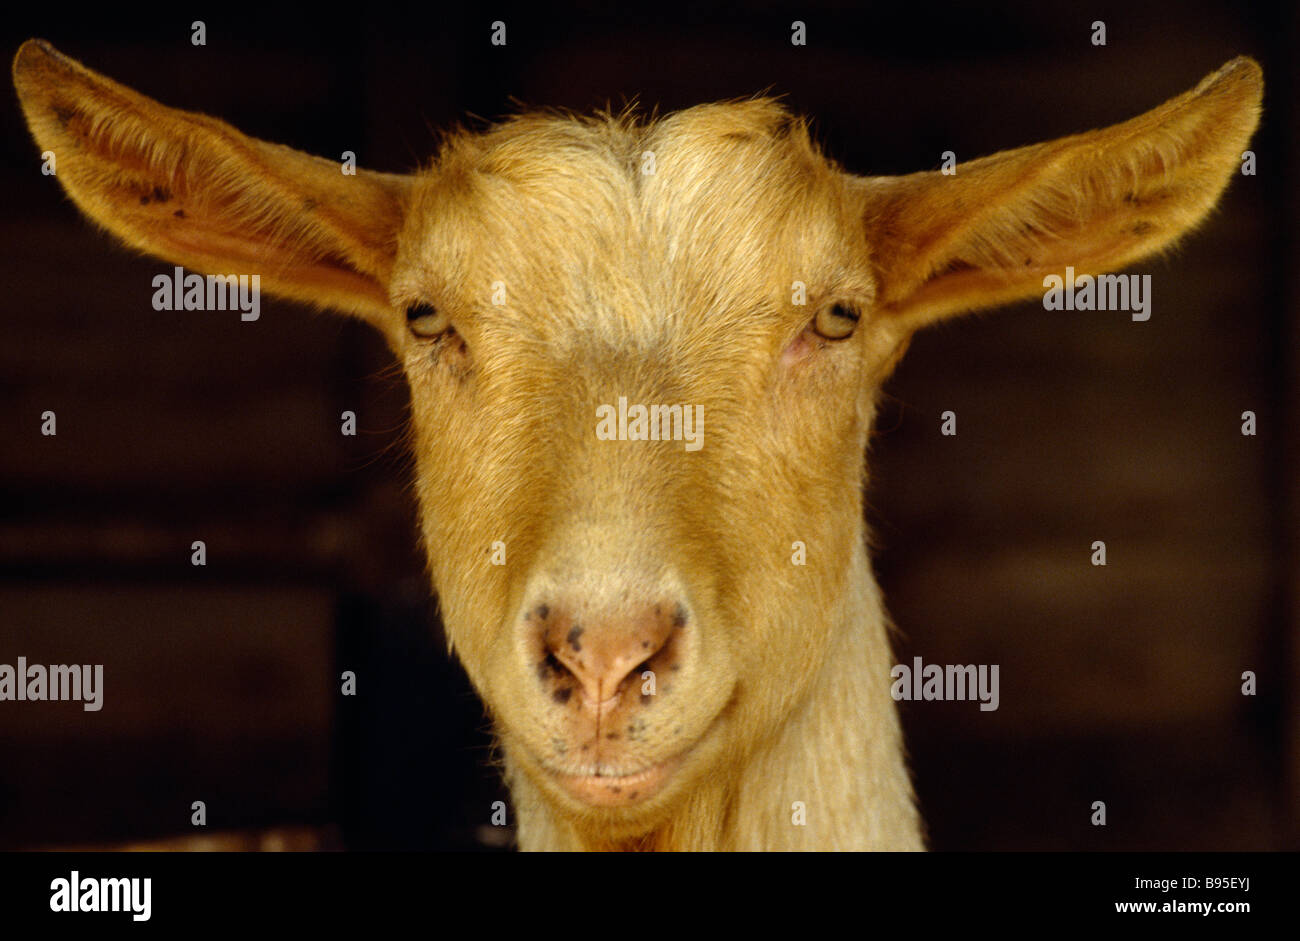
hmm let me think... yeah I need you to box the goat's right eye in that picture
[812,302,860,341]
[405,302,451,338]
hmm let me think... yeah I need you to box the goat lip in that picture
[551,754,685,807]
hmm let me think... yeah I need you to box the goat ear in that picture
[856,57,1262,330]
[12,39,410,328]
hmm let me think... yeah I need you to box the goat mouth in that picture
[551,754,685,807]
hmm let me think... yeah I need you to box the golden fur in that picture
[13,40,1262,850]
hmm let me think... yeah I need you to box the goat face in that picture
[394,103,907,830]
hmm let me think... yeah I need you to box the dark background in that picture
[1,1,1295,850]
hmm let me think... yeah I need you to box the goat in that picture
[13,40,1262,850]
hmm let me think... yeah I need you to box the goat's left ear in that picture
[855,57,1263,330]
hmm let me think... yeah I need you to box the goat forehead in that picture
[402,103,860,338]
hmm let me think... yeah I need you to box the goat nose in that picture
[537,602,684,706]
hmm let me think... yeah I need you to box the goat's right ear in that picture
[855,57,1262,332]
[12,39,411,330]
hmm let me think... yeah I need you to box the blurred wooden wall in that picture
[0,1,1294,850]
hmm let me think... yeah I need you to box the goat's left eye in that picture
[405,302,451,339]
[812,302,860,340]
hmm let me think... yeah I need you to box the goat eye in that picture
[812,302,860,340]
[405,302,451,338]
